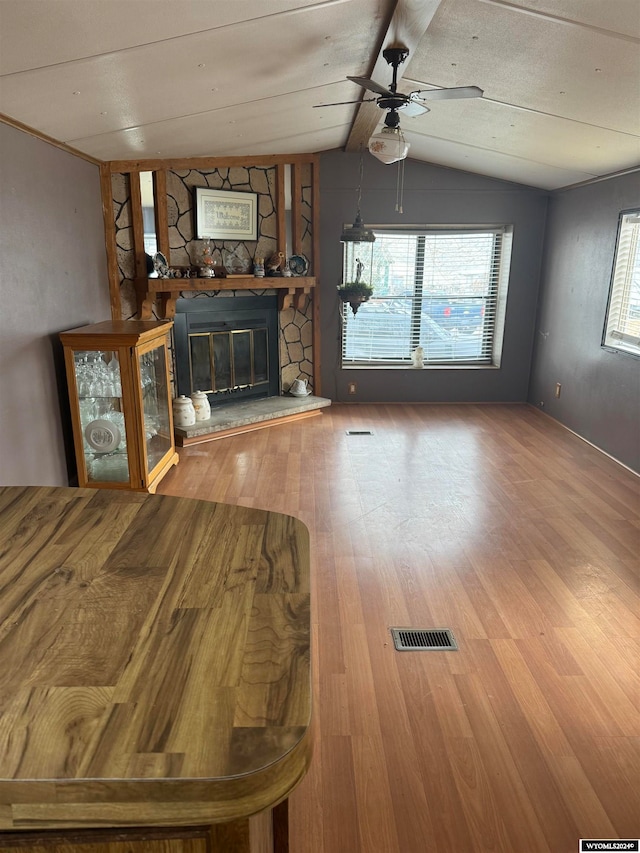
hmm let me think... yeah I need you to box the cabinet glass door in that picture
[74,350,130,483]
[138,344,172,478]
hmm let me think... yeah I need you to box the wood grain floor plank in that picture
[543,752,618,840]
[443,736,513,852]
[554,627,640,731]
[574,735,640,838]
[319,736,359,853]
[396,656,476,851]
[350,735,401,853]
[471,639,580,851]
[465,554,556,638]
[451,559,513,639]
[518,636,629,741]
[486,639,574,758]
[454,665,553,853]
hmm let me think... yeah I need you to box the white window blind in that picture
[603,210,640,357]
[342,228,512,365]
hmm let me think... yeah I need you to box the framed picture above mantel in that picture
[194,187,258,241]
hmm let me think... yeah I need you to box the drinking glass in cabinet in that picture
[74,351,122,398]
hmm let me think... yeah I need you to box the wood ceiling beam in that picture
[345,0,443,152]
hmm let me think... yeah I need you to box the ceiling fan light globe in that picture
[368,127,410,164]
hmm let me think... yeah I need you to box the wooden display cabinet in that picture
[60,320,179,492]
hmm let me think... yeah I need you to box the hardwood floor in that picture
[157,403,640,853]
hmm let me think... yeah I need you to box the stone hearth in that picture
[174,394,331,446]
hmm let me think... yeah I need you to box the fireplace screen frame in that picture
[173,296,280,406]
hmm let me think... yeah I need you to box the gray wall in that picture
[0,123,110,486]
[528,171,640,472]
[319,150,548,403]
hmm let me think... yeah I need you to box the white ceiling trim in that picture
[552,165,640,193]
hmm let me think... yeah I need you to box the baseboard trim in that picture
[528,404,639,476]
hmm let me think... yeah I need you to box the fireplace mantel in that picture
[136,276,316,319]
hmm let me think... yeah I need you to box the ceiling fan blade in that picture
[347,76,391,97]
[313,97,376,108]
[403,100,430,117]
[412,85,484,101]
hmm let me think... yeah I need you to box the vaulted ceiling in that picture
[0,0,638,189]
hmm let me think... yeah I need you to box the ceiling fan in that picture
[315,45,483,131]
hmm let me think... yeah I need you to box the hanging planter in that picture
[337,281,373,315]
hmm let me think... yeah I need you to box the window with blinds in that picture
[341,227,512,365]
[603,209,640,357]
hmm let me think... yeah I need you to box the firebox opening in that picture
[173,296,280,407]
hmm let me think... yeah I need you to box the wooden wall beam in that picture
[99,163,121,321]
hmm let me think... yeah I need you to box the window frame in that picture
[340,225,513,369]
[602,208,640,359]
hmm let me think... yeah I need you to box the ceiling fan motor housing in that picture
[377,97,406,114]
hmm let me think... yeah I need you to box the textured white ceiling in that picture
[0,0,638,189]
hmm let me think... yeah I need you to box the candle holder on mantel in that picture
[199,239,215,277]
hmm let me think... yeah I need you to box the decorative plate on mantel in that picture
[153,252,171,278]
[223,249,252,275]
[289,254,309,276]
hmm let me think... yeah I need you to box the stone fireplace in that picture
[109,162,317,399]
[103,155,326,440]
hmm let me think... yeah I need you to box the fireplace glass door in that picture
[173,296,280,405]
[189,327,269,394]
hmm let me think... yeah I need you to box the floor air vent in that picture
[346,430,373,435]
[391,628,458,651]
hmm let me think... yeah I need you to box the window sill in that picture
[341,363,500,370]
[601,343,640,359]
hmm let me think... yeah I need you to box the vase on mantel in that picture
[200,240,215,277]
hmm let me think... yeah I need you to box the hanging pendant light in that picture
[340,211,376,243]
[341,148,376,243]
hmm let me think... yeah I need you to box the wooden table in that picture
[0,487,312,853]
